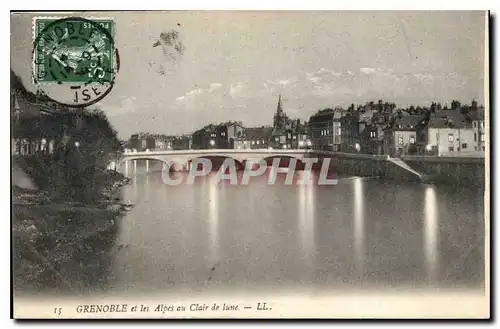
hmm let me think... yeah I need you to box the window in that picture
[480,133,485,142]
[337,127,341,135]
[480,121,484,128]
[449,146,454,152]
[251,140,255,145]
[398,135,403,145]
[462,143,467,149]
[473,121,477,128]
[474,133,477,141]
[256,140,260,145]
[448,134,454,142]
[409,137,415,144]
[293,135,297,140]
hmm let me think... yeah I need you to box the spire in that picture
[277,94,283,114]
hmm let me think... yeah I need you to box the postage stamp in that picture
[31,16,119,107]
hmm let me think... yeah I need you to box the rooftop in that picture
[246,126,273,139]
[428,111,472,129]
[468,109,485,121]
[391,114,426,131]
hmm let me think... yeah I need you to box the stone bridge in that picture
[115,148,312,171]
[110,149,434,183]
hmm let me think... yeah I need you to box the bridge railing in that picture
[122,148,316,156]
[121,148,393,160]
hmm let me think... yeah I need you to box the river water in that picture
[93,161,485,298]
[15,161,486,298]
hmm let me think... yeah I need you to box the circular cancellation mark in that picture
[32,16,120,108]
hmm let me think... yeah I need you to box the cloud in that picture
[185,88,204,97]
[229,82,246,97]
[101,96,137,117]
[265,77,299,88]
[306,73,321,83]
[176,83,223,103]
[413,73,435,83]
[209,82,223,91]
[306,68,344,84]
[360,67,377,75]
[297,66,464,103]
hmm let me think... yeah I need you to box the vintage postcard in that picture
[11,10,490,319]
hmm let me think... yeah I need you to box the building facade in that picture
[360,125,385,155]
[191,124,217,149]
[425,111,476,156]
[245,126,273,149]
[470,108,486,152]
[339,110,374,152]
[308,108,344,151]
[384,115,425,156]
[171,135,192,150]
[192,122,245,149]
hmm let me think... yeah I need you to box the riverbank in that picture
[310,151,486,187]
[12,169,131,294]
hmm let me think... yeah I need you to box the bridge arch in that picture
[118,149,310,173]
[187,155,245,171]
[117,156,190,172]
[258,154,306,168]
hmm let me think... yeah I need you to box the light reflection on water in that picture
[353,177,365,277]
[19,160,484,297]
[424,186,439,283]
[106,162,485,296]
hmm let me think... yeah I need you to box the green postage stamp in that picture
[31,16,118,107]
[33,17,115,83]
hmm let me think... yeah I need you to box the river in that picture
[95,161,485,297]
[15,161,486,298]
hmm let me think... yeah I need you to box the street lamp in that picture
[425,144,432,151]
[40,138,47,152]
[306,140,312,147]
[355,143,360,152]
[74,141,80,148]
[299,140,305,148]
[209,139,215,146]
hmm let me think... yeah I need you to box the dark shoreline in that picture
[12,171,131,294]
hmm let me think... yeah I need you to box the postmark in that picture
[32,16,119,107]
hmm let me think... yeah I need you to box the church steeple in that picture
[277,94,283,115]
[273,94,284,128]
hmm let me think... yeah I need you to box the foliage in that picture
[11,69,122,203]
